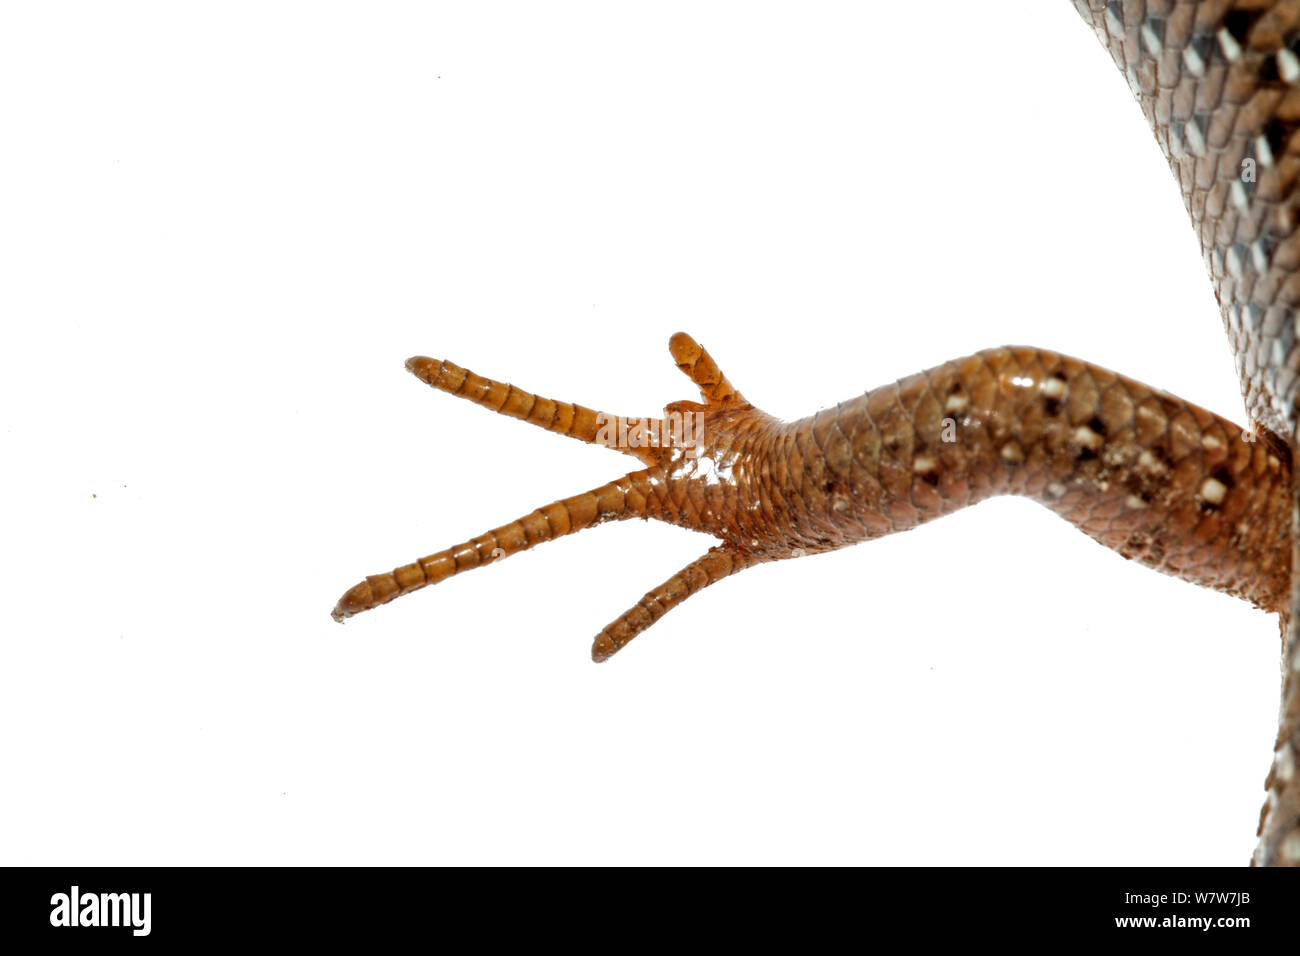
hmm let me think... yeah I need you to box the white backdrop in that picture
[0,1,1283,865]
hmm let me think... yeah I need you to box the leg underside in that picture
[334,337,1300,863]
[335,334,1300,866]
[336,339,1292,663]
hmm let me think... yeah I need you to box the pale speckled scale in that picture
[1075,0,1300,433]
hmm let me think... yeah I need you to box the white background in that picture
[1,1,1285,865]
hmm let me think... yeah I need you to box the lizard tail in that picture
[1255,443,1300,866]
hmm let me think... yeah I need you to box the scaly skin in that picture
[1073,0,1300,873]
[333,1,1300,864]
[333,341,1290,639]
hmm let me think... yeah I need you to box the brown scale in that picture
[334,0,1300,865]
[1074,0,1300,871]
